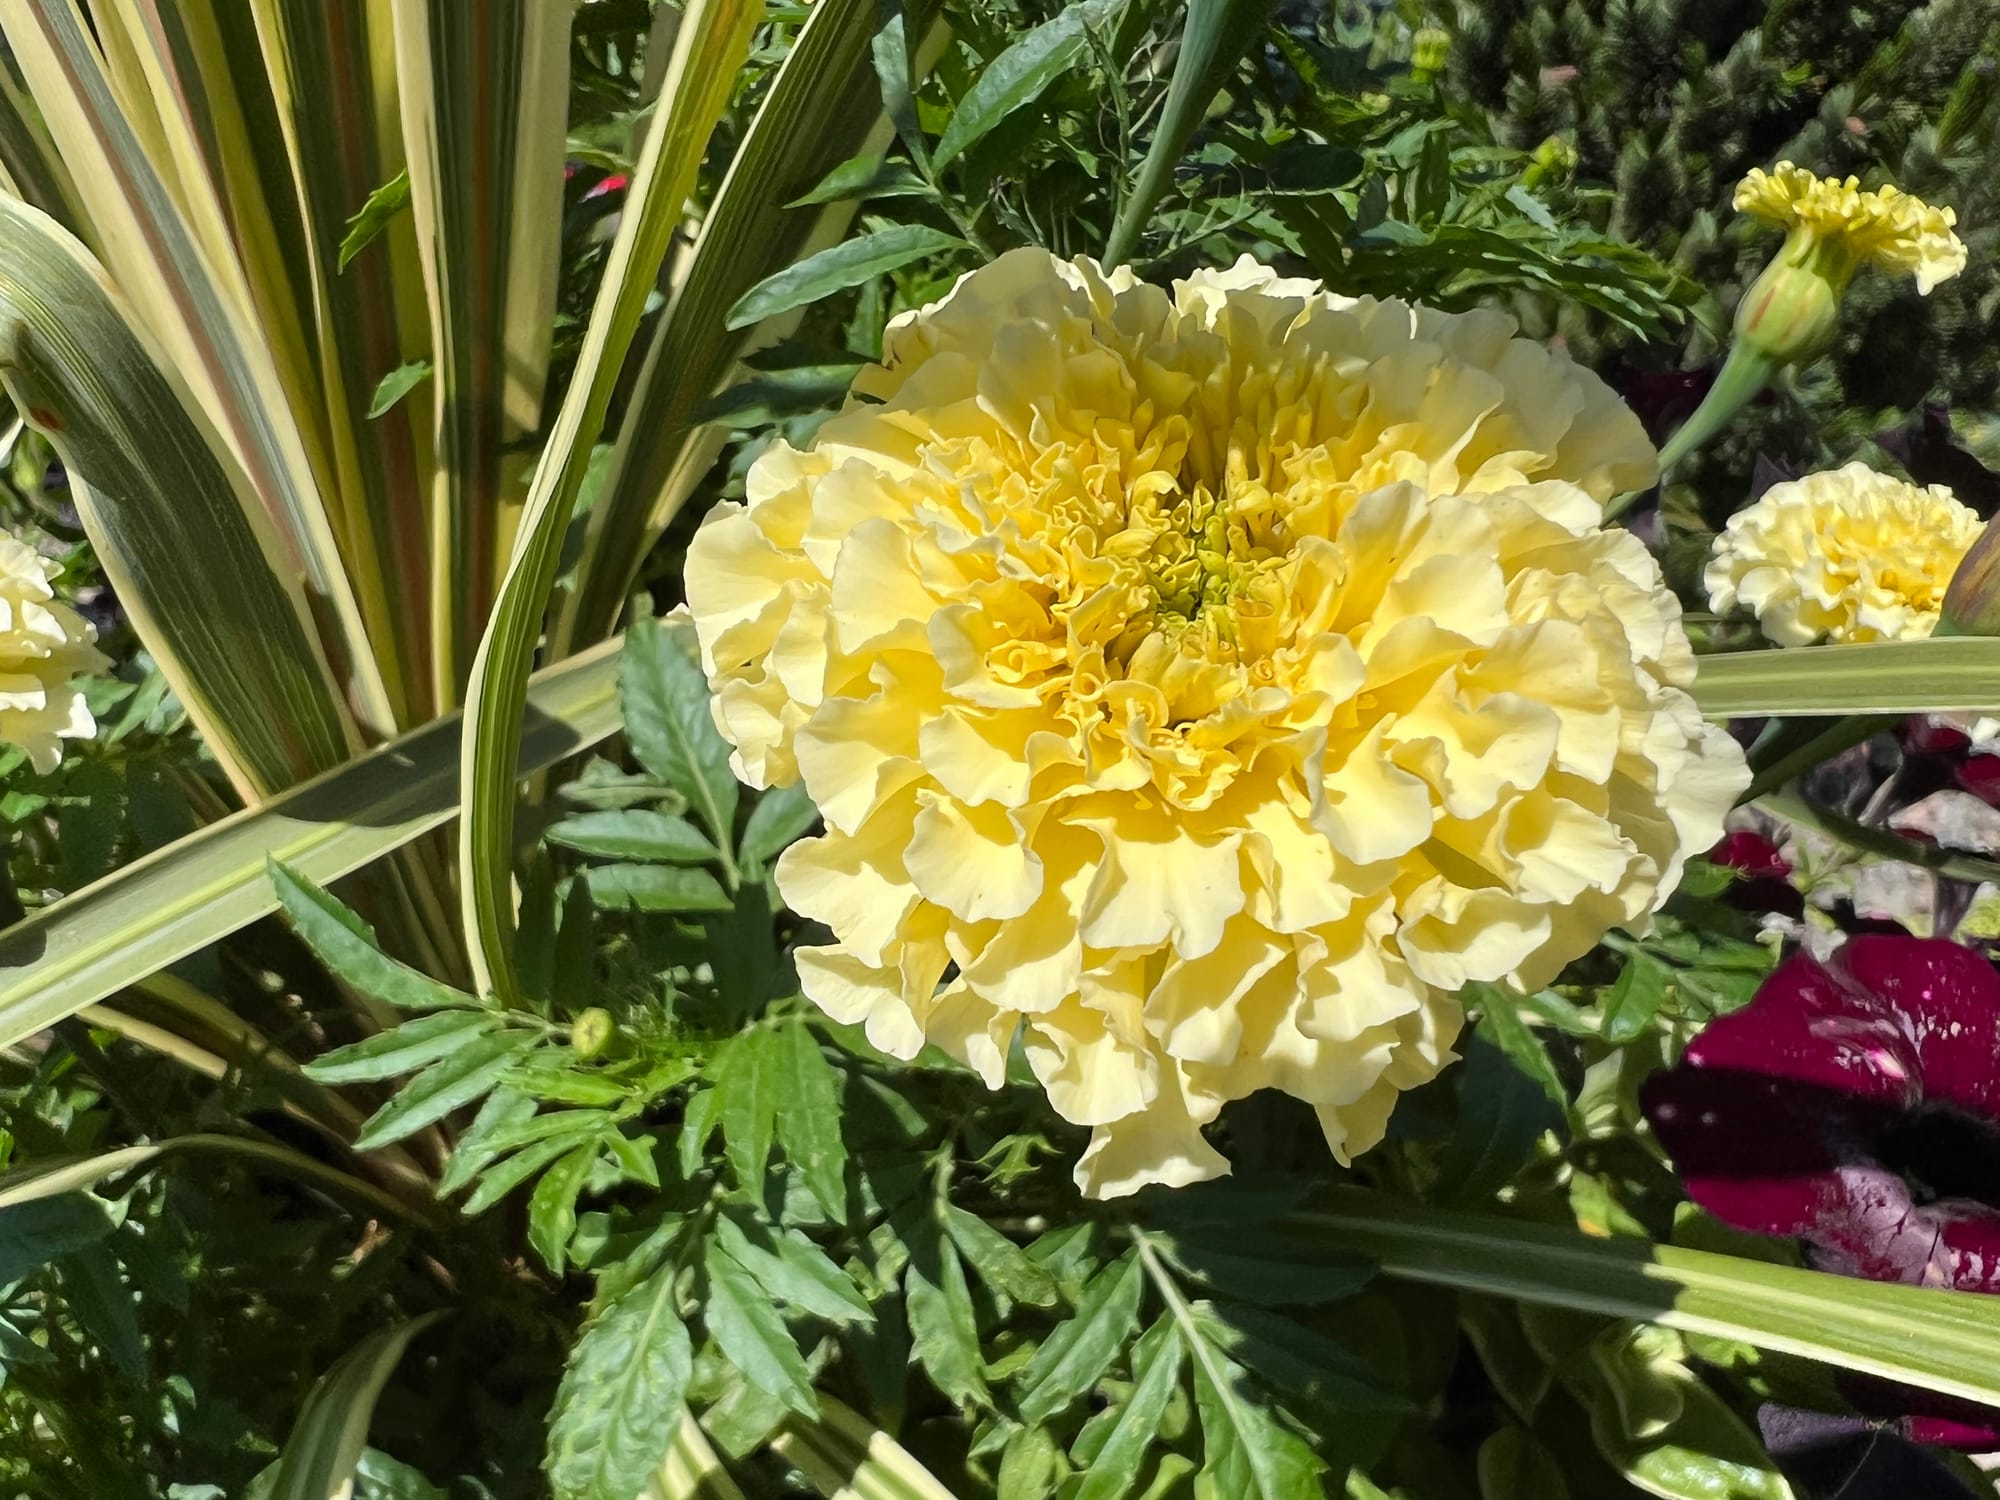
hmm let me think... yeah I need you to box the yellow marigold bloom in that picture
[1706,463,1982,646]
[1735,163,1967,296]
[688,250,1745,1198]
[0,535,106,772]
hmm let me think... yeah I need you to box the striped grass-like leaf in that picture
[0,0,393,738]
[0,193,364,798]
[555,0,904,654]
[458,0,761,1007]
[233,0,439,720]
[1298,1195,2000,1408]
[392,0,571,704]
[252,1314,446,1500]
[0,638,621,1055]
[1691,637,2000,717]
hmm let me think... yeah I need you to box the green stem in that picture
[1605,345,1776,520]
[1656,345,1775,476]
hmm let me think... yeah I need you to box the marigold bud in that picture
[571,1007,614,1059]
[1411,26,1450,74]
[1733,240,1845,368]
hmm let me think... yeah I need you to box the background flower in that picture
[1705,464,1982,645]
[0,535,107,773]
[689,250,1746,1198]
[1643,936,2000,1291]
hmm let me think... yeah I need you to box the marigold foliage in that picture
[0,535,106,773]
[688,250,1746,1197]
[1705,462,1983,646]
[1734,162,1968,296]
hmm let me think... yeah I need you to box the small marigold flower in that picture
[0,535,107,772]
[1705,464,1982,646]
[688,250,1747,1198]
[1731,163,1966,371]
[1736,163,1968,298]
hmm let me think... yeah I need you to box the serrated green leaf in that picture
[460,1133,590,1216]
[725,224,967,329]
[365,359,431,420]
[545,1264,693,1500]
[932,0,1125,171]
[502,1058,631,1107]
[270,862,475,1013]
[1188,1302,1405,1419]
[1434,1033,1566,1208]
[944,1205,1059,1307]
[436,1089,540,1196]
[679,1086,724,1180]
[904,1209,989,1409]
[1156,1225,1373,1309]
[529,1143,597,1275]
[583,864,734,913]
[715,1212,873,1325]
[705,1239,817,1416]
[1187,1344,1324,1500]
[711,1029,779,1190]
[1601,950,1673,1044]
[305,1010,498,1085]
[1464,983,1569,1114]
[1073,1317,1184,1500]
[619,617,740,853]
[547,809,720,863]
[353,1032,535,1151]
[1017,1252,1143,1426]
[739,782,820,869]
[776,1022,849,1221]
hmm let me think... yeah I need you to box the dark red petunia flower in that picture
[1644,937,2000,1450]
[1642,936,2000,1292]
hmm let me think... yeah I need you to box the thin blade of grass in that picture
[457,0,761,1006]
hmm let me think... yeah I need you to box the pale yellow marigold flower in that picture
[1706,463,1983,646]
[0,535,106,772]
[1735,163,1967,296]
[688,250,1746,1198]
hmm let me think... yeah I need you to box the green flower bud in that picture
[571,1007,614,1059]
[1411,26,1450,75]
[1731,232,1851,368]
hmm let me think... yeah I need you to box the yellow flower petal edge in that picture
[1706,462,1983,646]
[687,249,1746,1198]
[1735,162,1968,296]
[0,534,106,773]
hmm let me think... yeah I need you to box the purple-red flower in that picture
[1642,936,2000,1292]
[1645,936,2000,1450]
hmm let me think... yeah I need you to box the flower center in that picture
[1873,1101,2000,1208]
